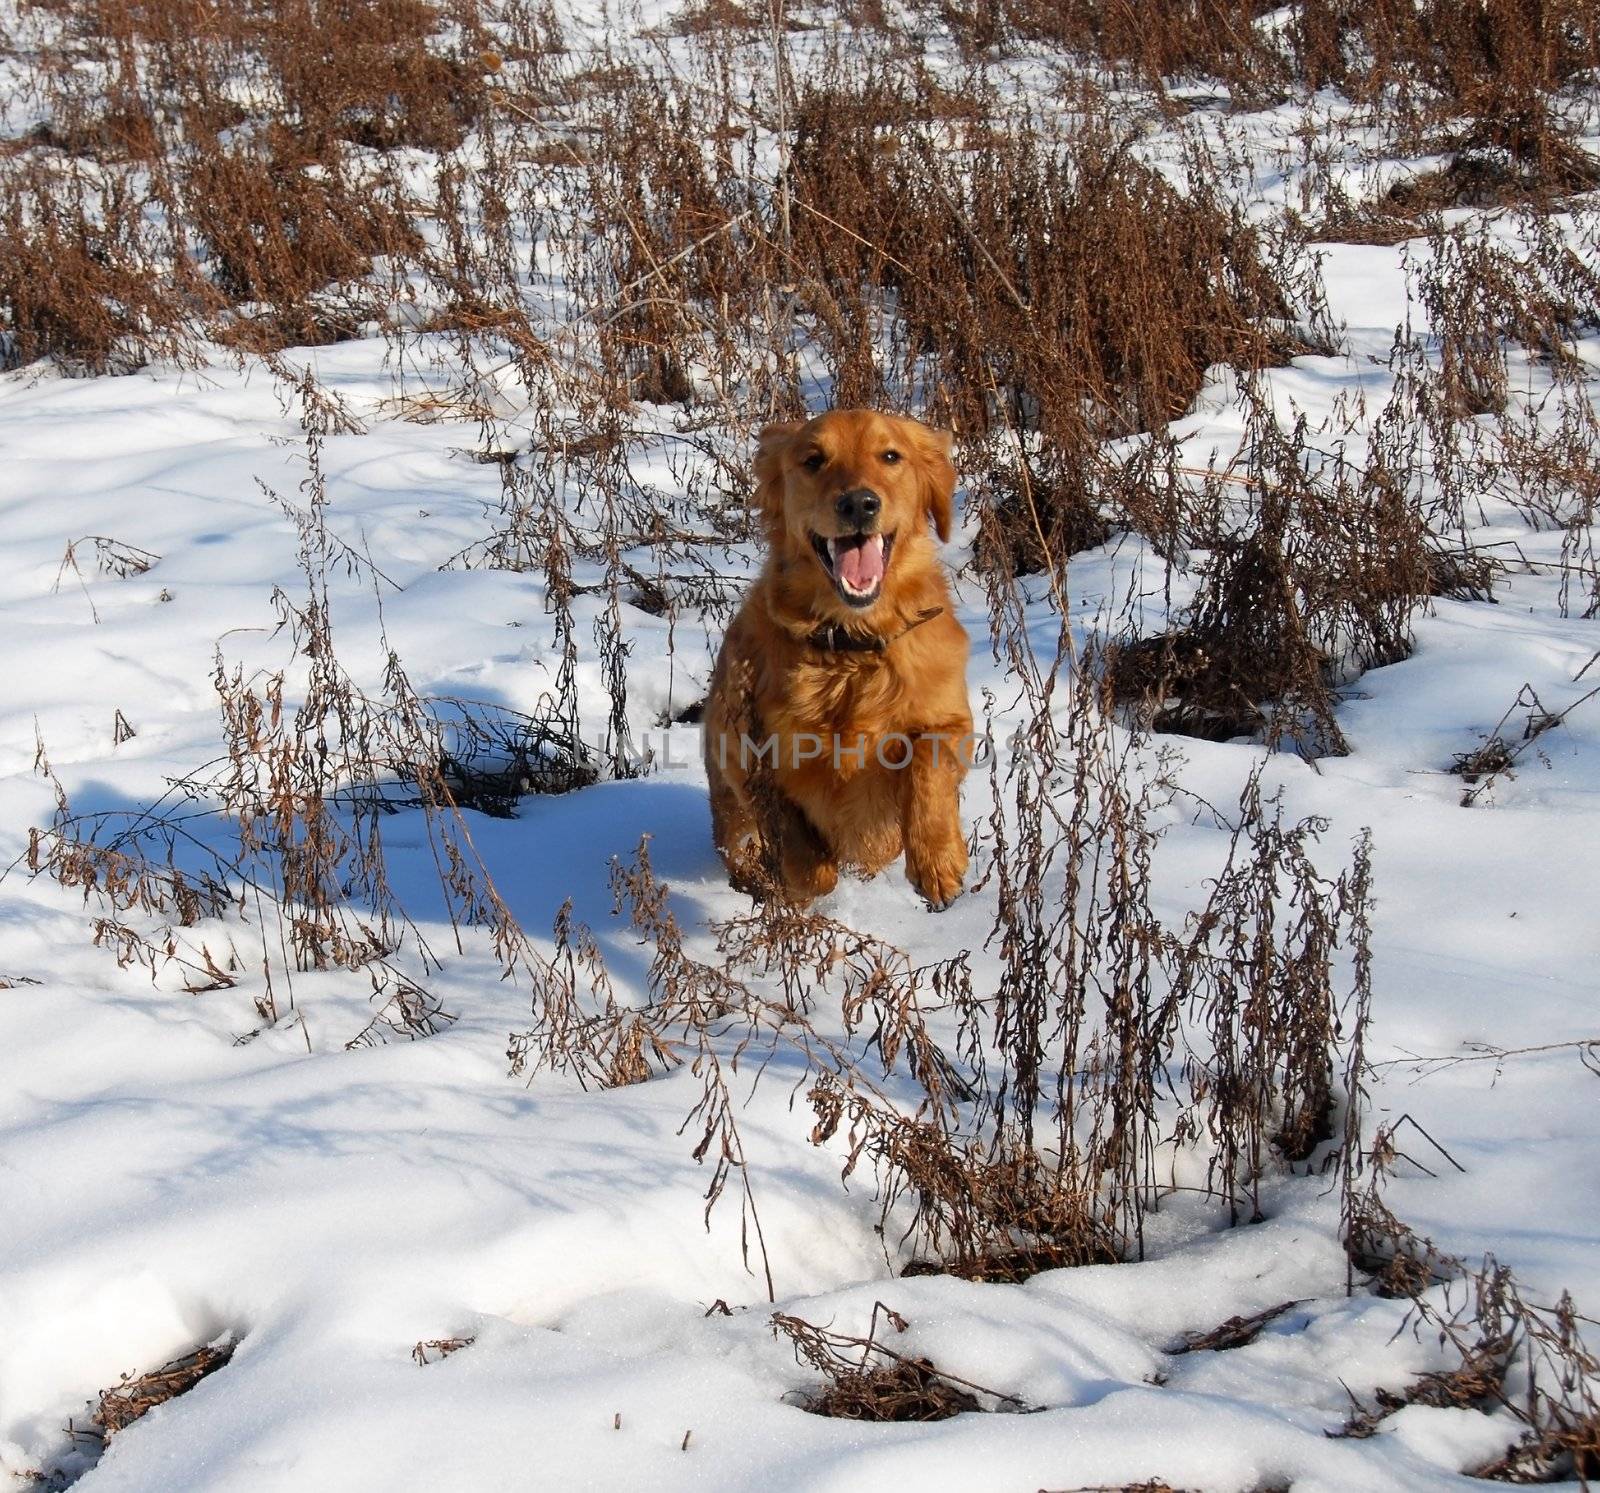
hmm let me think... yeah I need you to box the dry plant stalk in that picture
[412,1336,475,1365]
[772,1300,1023,1420]
[20,365,605,1047]
[93,1342,234,1437]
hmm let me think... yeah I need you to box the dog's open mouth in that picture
[811,531,895,607]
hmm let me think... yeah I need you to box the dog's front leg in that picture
[707,760,767,896]
[765,790,839,904]
[898,726,969,909]
[709,718,837,902]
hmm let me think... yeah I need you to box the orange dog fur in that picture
[704,410,972,907]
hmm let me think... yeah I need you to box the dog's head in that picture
[752,409,957,615]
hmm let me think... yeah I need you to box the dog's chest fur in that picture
[768,647,911,750]
[763,649,912,868]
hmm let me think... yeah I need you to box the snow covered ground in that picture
[3,7,1600,1491]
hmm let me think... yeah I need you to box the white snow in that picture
[2,5,1599,1490]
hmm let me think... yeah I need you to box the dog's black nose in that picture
[835,488,881,530]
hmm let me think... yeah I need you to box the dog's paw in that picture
[905,842,967,910]
[783,851,839,904]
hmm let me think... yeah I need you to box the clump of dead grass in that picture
[772,1302,1022,1420]
[93,1341,235,1437]
[1103,382,1431,755]
[1332,1245,1600,1484]
[1171,1300,1307,1355]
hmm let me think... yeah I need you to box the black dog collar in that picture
[803,606,944,654]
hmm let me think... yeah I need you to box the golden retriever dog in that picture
[704,409,972,907]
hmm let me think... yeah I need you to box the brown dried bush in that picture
[1330,1219,1600,1487]
[508,647,1375,1286]
[185,129,419,349]
[0,167,186,372]
[1103,387,1431,756]
[23,370,597,1042]
[969,0,1600,120]
[947,0,1287,102]
[265,0,487,155]
[0,0,481,366]
[782,80,1326,572]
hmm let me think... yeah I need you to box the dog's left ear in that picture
[911,422,957,543]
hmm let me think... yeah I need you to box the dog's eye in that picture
[802,451,826,472]
[881,449,902,464]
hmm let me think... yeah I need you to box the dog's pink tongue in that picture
[836,535,884,590]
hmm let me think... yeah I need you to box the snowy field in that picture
[2,3,1599,1489]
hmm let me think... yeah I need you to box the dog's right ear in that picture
[752,421,801,522]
